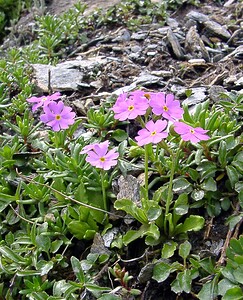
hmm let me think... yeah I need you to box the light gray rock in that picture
[31,56,107,92]
[183,87,207,106]
[204,20,231,40]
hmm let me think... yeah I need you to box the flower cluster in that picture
[81,90,209,171]
[112,90,209,145]
[27,92,75,131]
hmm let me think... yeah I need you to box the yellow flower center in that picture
[163,105,168,111]
[128,105,134,111]
[42,97,47,102]
[151,131,156,136]
[100,157,106,162]
[144,93,151,100]
[190,129,195,134]
[55,115,61,120]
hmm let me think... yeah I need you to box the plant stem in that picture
[100,169,107,211]
[164,146,181,235]
[144,144,149,202]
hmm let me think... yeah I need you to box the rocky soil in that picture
[28,0,242,114]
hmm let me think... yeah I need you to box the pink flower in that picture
[149,92,183,121]
[174,122,210,143]
[27,92,61,112]
[40,101,75,131]
[112,91,149,121]
[135,120,168,146]
[80,141,109,154]
[85,142,119,170]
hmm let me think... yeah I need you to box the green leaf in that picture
[191,189,205,201]
[173,193,188,215]
[114,199,148,223]
[71,256,85,284]
[226,165,239,188]
[173,178,192,193]
[0,193,17,212]
[28,292,49,300]
[197,279,218,300]
[146,223,160,240]
[16,269,41,276]
[229,238,243,255]
[179,241,191,260]
[37,260,54,276]
[201,177,217,192]
[111,129,128,142]
[123,225,149,246]
[152,262,172,282]
[199,257,215,274]
[36,235,51,253]
[175,215,205,235]
[218,140,227,167]
[98,294,121,300]
[222,287,243,300]
[67,221,95,240]
[233,266,243,284]
[171,269,192,294]
[232,160,243,174]
[218,279,237,297]
[51,240,63,253]
[0,245,27,264]
[147,205,162,222]
[239,189,243,209]
[162,241,178,259]
[187,168,200,181]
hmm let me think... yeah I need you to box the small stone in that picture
[167,28,184,59]
[117,175,141,204]
[130,45,142,53]
[151,70,173,77]
[188,58,206,64]
[146,51,158,56]
[131,32,147,40]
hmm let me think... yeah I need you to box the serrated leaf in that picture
[175,215,205,235]
[162,241,178,259]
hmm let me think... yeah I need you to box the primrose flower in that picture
[40,101,75,131]
[80,140,109,154]
[149,92,183,121]
[27,92,61,112]
[85,142,119,170]
[135,120,168,146]
[112,91,149,121]
[174,122,210,143]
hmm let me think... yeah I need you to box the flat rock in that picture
[31,56,107,92]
